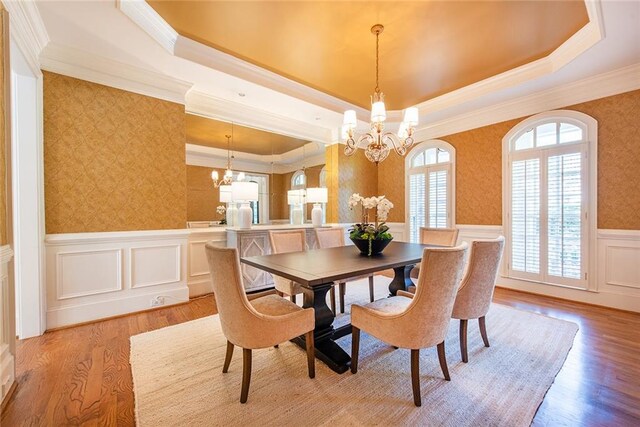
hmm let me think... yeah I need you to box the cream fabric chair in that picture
[315,228,375,314]
[409,227,460,284]
[268,230,308,304]
[451,236,505,362]
[350,243,468,407]
[205,244,316,403]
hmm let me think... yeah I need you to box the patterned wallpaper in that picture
[0,9,7,245]
[44,72,187,233]
[186,165,226,221]
[376,89,640,230]
[326,145,378,223]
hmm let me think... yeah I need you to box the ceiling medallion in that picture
[343,24,419,164]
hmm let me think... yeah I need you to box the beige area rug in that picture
[130,279,578,426]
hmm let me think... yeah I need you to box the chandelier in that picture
[211,124,244,187]
[343,24,419,164]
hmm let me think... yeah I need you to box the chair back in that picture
[452,236,505,320]
[405,243,468,348]
[205,244,261,347]
[269,229,307,254]
[420,227,459,247]
[315,227,345,249]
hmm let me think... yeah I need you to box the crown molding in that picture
[186,143,325,175]
[186,90,334,144]
[414,62,640,141]
[40,43,192,104]
[3,0,49,75]
[414,0,604,116]
[117,0,177,54]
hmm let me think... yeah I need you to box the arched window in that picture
[319,166,327,188]
[503,110,597,289]
[405,140,456,243]
[291,169,306,189]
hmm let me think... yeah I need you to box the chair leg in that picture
[339,282,346,314]
[291,294,297,304]
[274,344,279,348]
[222,340,234,373]
[330,286,336,315]
[437,341,451,381]
[411,349,422,407]
[305,331,315,379]
[479,316,490,347]
[460,319,469,363]
[275,290,284,297]
[351,326,360,374]
[368,275,375,302]
[240,348,252,403]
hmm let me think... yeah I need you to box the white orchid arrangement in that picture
[348,193,394,255]
[216,205,227,225]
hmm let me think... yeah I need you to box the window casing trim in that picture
[502,110,598,291]
[405,139,456,241]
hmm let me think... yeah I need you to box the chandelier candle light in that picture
[343,24,419,164]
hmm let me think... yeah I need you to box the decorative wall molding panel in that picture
[40,43,192,104]
[45,230,190,329]
[187,228,226,297]
[4,0,48,75]
[0,245,14,405]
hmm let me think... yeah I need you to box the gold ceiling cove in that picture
[149,1,589,110]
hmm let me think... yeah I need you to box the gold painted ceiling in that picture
[149,1,589,110]
[186,114,309,155]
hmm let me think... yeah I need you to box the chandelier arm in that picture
[383,132,408,156]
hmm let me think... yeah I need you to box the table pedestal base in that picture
[388,264,415,296]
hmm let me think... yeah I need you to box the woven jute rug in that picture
[130,280,578,426]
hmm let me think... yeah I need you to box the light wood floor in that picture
[2,287,639,426]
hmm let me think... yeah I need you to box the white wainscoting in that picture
[187,228,227,297]
[398,223,640,313]
[0,245,15,405]
[45,230,190,329]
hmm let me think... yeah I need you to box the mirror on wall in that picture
[184,114,327,227]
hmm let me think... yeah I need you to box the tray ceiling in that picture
[186,114,310,156]
[149,1,589,110]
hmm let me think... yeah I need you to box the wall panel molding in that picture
[56,249,123,300]
[130,244,181,288]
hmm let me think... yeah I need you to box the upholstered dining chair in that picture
[350,243,469,407]
[315,227,376,314]
[409,227,460,286]
[268,230,308,304]
[205,244,315,404]
[451,236,505,363]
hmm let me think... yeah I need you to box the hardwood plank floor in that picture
[2,288,639,426]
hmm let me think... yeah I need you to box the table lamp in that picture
[287,189,306,225]
[306,187,328,227]
[231,181,259,229]
[219,184,236,226]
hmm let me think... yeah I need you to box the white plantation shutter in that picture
[429,170,448,228]
[548,153,582,279]
[409,173,425,243]
[507,118,588,288]
[511,159,540,274]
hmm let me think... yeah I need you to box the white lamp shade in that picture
[403,107,419,126]
[398,122,409,139]
[287,189,306,205]
[211,170,219,180]
[343,109,357,128]
[306,187,328,203]
[231,181,259,202]
[224,169,233,179]
[371,101,386,122]
[237,171,245,181]
[219,184,232,203]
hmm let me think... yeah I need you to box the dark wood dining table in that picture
[241,241,431,374]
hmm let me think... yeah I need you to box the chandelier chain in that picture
[375,29,380,94]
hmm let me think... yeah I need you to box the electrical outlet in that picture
[151,296,165,307]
